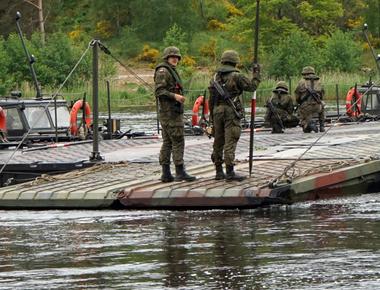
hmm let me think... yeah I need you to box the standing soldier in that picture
[154,46,196,182]
[295,66,325,133]
[209,50,260,181]
[264,81,299,133]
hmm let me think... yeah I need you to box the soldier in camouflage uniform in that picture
[295,66,326,133]
[264,81,299,133]
[209,50,260,181]
[154,46,196,182]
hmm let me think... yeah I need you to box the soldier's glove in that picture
[205,126,214,138]
[252,63,260,73]
[252,63,261,80]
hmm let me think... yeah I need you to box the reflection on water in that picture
[0,194,379,289]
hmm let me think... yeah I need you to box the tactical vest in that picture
[155,62,184,115]
[209,68,242,108]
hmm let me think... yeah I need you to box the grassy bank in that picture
[16,70,376,112]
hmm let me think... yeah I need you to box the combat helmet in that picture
[273,81,289,93]
[163,46,182,60]
[302,66,315,76]
[221,50,240,65]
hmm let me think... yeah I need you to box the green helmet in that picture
[221,50,240,64]
[162,46,181,60]
[273,81,289,93]
[302,66,315,75]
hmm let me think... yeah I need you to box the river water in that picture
[0,194,379,289]
[1,110,380,289]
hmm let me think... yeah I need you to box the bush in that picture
[322,30,362,72]
[0,37,12,94]
[267,30,321,78]
[162,23,188,55]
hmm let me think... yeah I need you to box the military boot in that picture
[161,165,174,183]
[225,165,246,182]
[319,121,325,132]
[215,164,225,180]
[174,164,196,182]
[272,123,284,134]
[302,125,311,133]
[309,121,318,133]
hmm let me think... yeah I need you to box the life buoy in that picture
[192,95,209,127]
[0,107,6,131]
[70,100,92,135]
[345,88,362,117]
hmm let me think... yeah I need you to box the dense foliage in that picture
[0,0,379,94]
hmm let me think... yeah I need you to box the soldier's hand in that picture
[205,126,214,138]
[174,94,185,104]
[252,63,261,74]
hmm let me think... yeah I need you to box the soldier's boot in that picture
[215,164,225,180]
[161,165,174,183]
[174,164,196,182]
[319,121,325,132]
[225,165,246,182]
[309,121,318,133]
[272,123,284,134]
[302,125,311,133]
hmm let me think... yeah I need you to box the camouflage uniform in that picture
[295,66,326,133]
[154,46,195,182]
[209,50,260,181]
[264,81,299,133]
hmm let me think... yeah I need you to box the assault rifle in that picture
[266,100,285,130]
[305,87,322,104]
[211,80,243,119]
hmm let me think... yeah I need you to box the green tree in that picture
[267,30,320,78]
[0,37,12,94]
[163,23,188,55]
[322,30,362,72]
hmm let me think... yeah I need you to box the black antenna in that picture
[15,11,42,98]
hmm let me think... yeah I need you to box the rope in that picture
[0,41,92,175]
[98,42,154,91]
[269,83,377,187]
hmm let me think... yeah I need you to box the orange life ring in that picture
[345,88,362,117]
[70,100,92,135]
[0,107,6,131]
[192,95,209,127]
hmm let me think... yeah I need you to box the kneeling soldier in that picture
[264,81,299,133]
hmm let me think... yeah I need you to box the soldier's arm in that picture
[236,73,260,92]
[294,82,305,104]
[154,68,176,100]
[320,87,325,100]
[208,82,215,124]
[286,97,295,114]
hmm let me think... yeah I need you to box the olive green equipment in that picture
[210,77,243,120]
[221,50,240,64]
[162,46,182,60]
[302,77,321,104]
[302,66,315,75]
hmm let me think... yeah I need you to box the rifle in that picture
[211,79,243,119]
[267,99,285,130]
[305,87,322,104]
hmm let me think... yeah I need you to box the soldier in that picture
[264,81,299,133]
[154,46,196,182]
[295,66,325,133]
[209,50,260,181]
